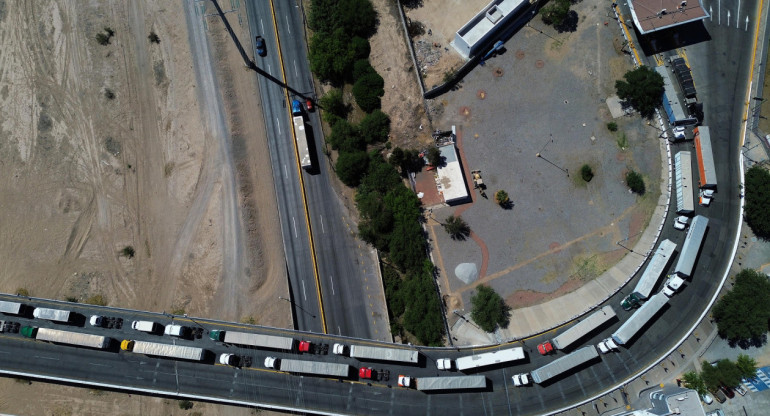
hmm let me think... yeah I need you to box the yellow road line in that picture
[741,0,766,146]
[268,0,327,333]
[614,4,642,65]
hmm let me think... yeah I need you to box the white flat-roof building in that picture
[435,142,470,205]
[453,0,536,59]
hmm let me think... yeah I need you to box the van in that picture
[164,324,191,338]
[131,320,159,333]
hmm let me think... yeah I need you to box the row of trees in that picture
[682,355,757,396]
[308,0,446,345]
[744,165,770,239]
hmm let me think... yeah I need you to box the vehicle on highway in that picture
[32,307,72,323]
[121,340,206,361]
[0,320,20,333]
[455,347,525,371]
[298,340,329,355]
[511,373,531,386]
[219,353,241,367]
[663,215,709,297]
[620,239,677,310]
[673,215,690,230]
[209,329,295,351]
[0,300,26,316]
[612,293,669,345]
[164,324,191,338]
[306,98,313,112]
[255,35,266,57]
[265,356,350,377]
[89,315,123,328]
[537,306,616,354]
[398,375,487,391]
[530,346,600,384]
[596,338,618,353]
[22,326,113,349]
[349,344,419,364]
[436,358,452,370]
[131,320,160,334]
[291,100,312,170]
[332,343,346,355]
[699,189,714,206]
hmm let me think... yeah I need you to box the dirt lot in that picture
[0,0,287,414]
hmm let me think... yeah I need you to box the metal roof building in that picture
[628,0,709,35]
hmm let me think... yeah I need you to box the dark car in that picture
[710,388,727,403]
[719,385,735,399]
[255,36,266,57]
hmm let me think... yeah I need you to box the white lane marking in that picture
[293,217,298,238]
[260,19,265,34]
[727,10,730,26]
[275,118,281,135]
[89,362,110,367]
[302,280,307,301]
[746,16,750,31]
[709,6,712,21]
[267,63,271,75]
[320,215,325,233]
[286,15,291,34]
[284,164,288,179]
[38,356,58,361]
[719,0,721,25]
[737,0,740,26]
[330,274,335,295]
[338,326,341,335]
[294,60,299,78]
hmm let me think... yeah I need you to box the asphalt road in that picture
[243,0,386,340]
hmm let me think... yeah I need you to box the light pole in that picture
[279,296,316,319]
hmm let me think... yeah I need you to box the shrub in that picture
[16,288,30,297]
[580,164,594,182]
[426,146,442,167]
[470,285,511,332]
[66,296,79,303]
[335,151,370,187]
[178,400,194,410]
[327,119,363,152]
[148,32,160,44]
[745,166,770,238]
[121,246,136,258]
[494,190,509,205]
[85,294,108,306]
[96,27,115,45]
[352,71,384,113]
[319,88,349,123]
[358,109,390,144]
[104,88,116,100]
[353,59,376,81]
[606,122,618,131]
[625,170,645,194]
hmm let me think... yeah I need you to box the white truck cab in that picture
[511,373,531,386]
[699,189,714,206]
[164,324,190,338]
[398,375,412,388]
[332,343,346,355]
[264,356,279,369]
[663,274,685,297]
[673,216,690,230]
[131,320,159,333]
[597,338,619,353]
[436,358,452,370]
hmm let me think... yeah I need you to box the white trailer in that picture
[32,308,71,322]
[0,300,24,315]
[621,239,677,309]
[349,344,419,364]
[36,328,112,349]
[550,306,617,350]
[123,340,205,361]
[612,293,669,345]
[279,358,350,377]
[455,347,525,371]
[293,116,312,170]
[674,151,695,215]
[530,346,599,384]
[209,330,295,351]
[673,215,708,279]
[415,376,487,391]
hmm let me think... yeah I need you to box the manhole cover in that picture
[516,50,525,59]
[535,60,545,68]
[459,106,471,117]
[492,68,504,77]
[477,90,487,99]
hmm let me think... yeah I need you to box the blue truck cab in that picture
[291,100,302,116]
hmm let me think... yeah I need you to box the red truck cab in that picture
[537,341,554,355]
[359,367,374,379]
[299,340,311,353]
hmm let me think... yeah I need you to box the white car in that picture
[597,338,619,353]
[700,189,714,206]
[701,393,714,405]
[735,384,747,396]
[436,358,452,370]
[511,373,531,386]
[332,343,346,355]
[673,215,690,230]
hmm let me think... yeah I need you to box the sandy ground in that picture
[0,0,287,414]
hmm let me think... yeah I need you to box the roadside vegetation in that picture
[470,285,510,333]
[713,268,770,347]
[540,0,579,33]
[682,355,757,395]
[308,0,445,345]
[615,66,664,119]
[625,170,645,195]
[744,165,770,239]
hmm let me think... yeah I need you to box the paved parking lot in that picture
[423,4,665,317]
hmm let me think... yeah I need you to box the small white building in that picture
[452,0,536,59]
[435,143,470,205]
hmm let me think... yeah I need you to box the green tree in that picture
[700,360,721,391]
[716,359,745,388]
[389,148,423,177]
[308,0,338,33]
[426,146,443,167]
[402,260,445,345]
[625,170,645,194]
[580,164,594,182]
[443,215,471,240]
[713,269,770,344]
[353,71,385,113]
[351,36,371,60]
[319,88,349,124]
[359,110,390,144]
[327,119,363,151]
[615,66,664,118]
[308,0,377,38]
[736,354,758,379]
[386,186,426,272]
[353,59,377,81]
[682,371,708,396]
[335,151,370,187]
[309,28,355,83]
[494,190,509,206]
[744,165,770,239]
[470,285,511,332]
[540,0,570,26]
[382,265,405,318]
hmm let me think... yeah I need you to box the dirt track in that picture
[0,1,287,414]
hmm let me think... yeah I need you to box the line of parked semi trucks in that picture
[0,215,708,392]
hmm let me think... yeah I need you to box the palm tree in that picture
[494,190,509,206]
[443,215,471,240]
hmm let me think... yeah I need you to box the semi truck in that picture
[348,344,419,364]
[0,300,25,315]
[32,307,72,323]
[674,151,695,215]
[620,239,677,310]
[694,126,717,189]
[611,292,669,345]
[530,346,599,384]
[291,100,312,170]
[209,330,294,351]
[455,347,525,371]
[662,215,708,297]
[538,306,617,354]
[264,357,350,377]
[21,327,113,349]
[398,375,487,391]
[121,340,206,361]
